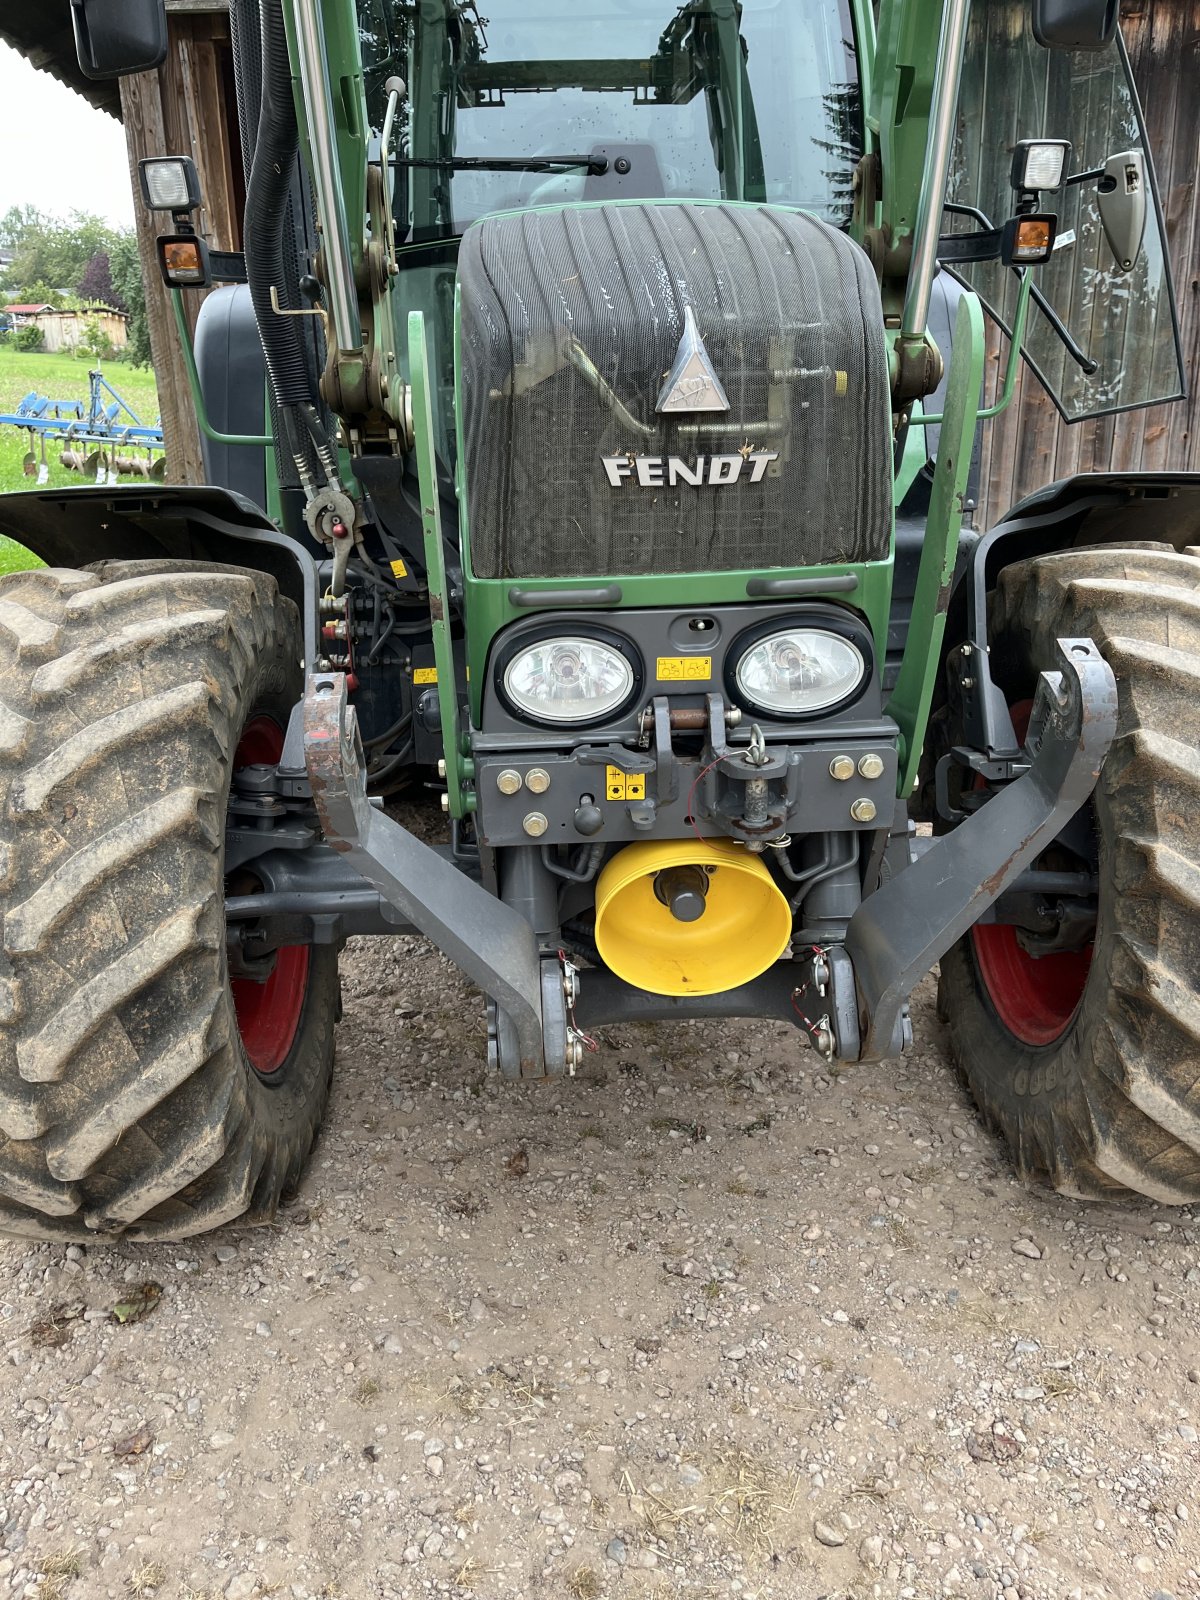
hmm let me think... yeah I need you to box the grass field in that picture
[0,347,161,575]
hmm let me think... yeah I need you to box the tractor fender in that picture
[911,470,1200,818]
[0,484,320,659]
[950,470,1200,647]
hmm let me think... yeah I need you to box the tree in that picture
[78,251,122,310]
[0,209,149,367]
[0,208,120,301]
[109,234,151,368]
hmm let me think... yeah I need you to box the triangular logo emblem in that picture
[656,305,730,414]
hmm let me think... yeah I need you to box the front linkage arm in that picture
[303,672,571,1078]
[846,637,1117,1060]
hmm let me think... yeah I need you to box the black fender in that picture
[913,471,1200,818]
[954,471,1200,639]
[0,484,320,659]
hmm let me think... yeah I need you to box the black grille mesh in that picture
[457,202,891,580]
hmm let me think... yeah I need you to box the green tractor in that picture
[0,0,1191,1238]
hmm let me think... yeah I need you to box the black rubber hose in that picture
[228,0,262,188]
[245,0,314,408]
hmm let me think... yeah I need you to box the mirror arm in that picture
[1026,279,1100,375]
[940,203,1099,376]
[1064,166,1106,187]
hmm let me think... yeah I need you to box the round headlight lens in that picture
[734,628,866,716]
[502,636,636,724]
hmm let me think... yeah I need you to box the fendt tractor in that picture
[0,0,1191,1239]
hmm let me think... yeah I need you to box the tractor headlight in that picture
[500,633,639,725]
[733,626,867,717]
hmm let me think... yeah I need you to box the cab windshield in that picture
[358,0,862,241]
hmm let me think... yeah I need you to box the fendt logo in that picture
[602,452,779,488]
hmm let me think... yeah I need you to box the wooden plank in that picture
[191,36,241,249]
[118,69,205,484]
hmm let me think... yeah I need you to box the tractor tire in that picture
[0,560,338,1240]
[939,544,1200,1204]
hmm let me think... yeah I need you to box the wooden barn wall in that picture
[975,0,1200,528]
[118,6,243,483]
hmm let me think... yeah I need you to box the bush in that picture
[13,324,43,353]
[78,317,116,364]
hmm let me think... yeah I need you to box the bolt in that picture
[525,767,551,794]
[829,754,855,781]
[440,792,450,813]
[437,758,447,779]
[850,797,877,823]
[858,753,885,780]
[496,768,522,795]
[522,812,548,838]
[960,643,972,657]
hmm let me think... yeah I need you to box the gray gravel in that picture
[1,854,1198,1599]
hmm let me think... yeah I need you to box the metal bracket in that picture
[303,671,550,1074]
[846,637,1117,1060]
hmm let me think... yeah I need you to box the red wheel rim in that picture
[970,699,1093,1048]
[229,716,310,1075]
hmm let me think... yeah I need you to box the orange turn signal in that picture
[156,233,211,287]
[1000,211,1058,267]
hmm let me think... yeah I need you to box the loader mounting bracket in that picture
[302,671,572,1077]
[846,636,1116,1060]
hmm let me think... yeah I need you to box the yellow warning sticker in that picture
[390,557,408,578]
[656,655,712,682]
[833,369,849,397]
[605,766,647,801]
[413,667,438,685]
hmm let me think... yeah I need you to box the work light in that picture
[139,156,201,213]
[732,626,867,718]
[500,634,639,725]
[1010,139,1072,194]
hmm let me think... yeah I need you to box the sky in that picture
[0,41,134,228]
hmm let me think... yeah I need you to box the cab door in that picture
[945,0,1184,421]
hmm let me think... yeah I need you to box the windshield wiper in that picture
[393,155,609,175]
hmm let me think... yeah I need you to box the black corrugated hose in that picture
[244,0,334,489]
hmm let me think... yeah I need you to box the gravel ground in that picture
[1,849,1199,1600]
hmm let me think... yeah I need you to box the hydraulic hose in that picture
[228,0,263,188]
[245,0,316,410]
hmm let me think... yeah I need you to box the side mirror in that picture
[1097,150,1147,273]
[70,0,167,80]
[1032,0,1119,49]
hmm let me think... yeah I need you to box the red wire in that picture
[685,752,727,846]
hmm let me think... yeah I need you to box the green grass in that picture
[0,346,161,574]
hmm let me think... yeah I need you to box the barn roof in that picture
[0,2,121,118]
[1,1,230,121]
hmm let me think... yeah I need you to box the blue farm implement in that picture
[0,369,165,484]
